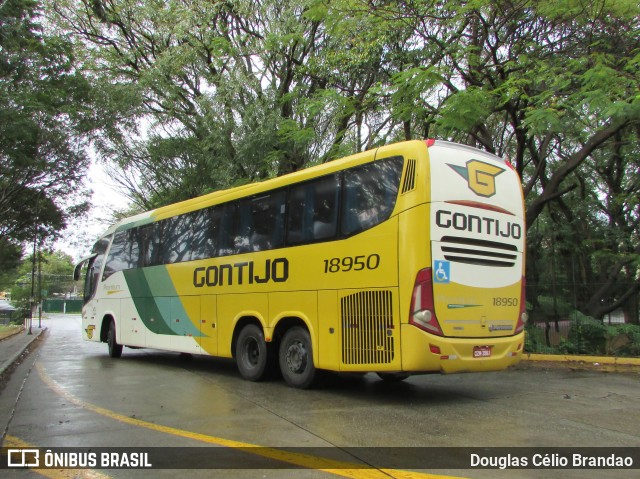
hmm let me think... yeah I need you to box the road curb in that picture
[523,353,640,366]
[0,328,46,376]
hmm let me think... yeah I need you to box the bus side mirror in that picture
[73,262,83,281]
[74,254,97,281]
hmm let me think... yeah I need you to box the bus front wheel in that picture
[236,324,271,381]
[107,320,123,358]
[279,327,316,389]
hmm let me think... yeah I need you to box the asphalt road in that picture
[1,314,638,479]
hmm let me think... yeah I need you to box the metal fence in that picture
[42,298,83,314]
[526,312,640,357]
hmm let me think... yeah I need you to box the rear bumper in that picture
[400,324,524,373]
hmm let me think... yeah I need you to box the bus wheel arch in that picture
[99,315,113,343]
[233,317,275,381]
[103,316,122,358]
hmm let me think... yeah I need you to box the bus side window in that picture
[138,224,159,267]
[235,191,286,253]
[88,236,109,287]
[103,230,129,280]
[217,203,237,256]
[191,207,217,261]
[83,255,103,303]
[103,228,143,278]
[287,174,339,245]
[162,214,193,264]
[341,157,403,236]
[83,261,94,303]
[127,228,141,269]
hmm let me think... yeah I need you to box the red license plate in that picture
[473,346,492,358]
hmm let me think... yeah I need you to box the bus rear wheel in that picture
[107,320,123,358]
[236,324,271,381]
[279,327,316,389]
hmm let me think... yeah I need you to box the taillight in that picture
[515,277,528,334]
[409,268,444,336]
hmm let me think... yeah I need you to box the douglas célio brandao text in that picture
[470,452,634,469]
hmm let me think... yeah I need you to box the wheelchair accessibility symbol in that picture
[434,261,450,284]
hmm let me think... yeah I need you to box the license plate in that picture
[473,346,492,358]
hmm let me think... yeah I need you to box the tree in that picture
[51,0,406,208]
[529,133,640,322]
[10,250,77,313]
[0,0,92,258]
[0,237,22,293]
[50,0,640,321]
[370,0,640,320]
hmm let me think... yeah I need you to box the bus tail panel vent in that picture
[440,236,518,267]
[341,290,395,365]
[401,159,417,194]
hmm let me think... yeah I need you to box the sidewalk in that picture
[0,324,46,376]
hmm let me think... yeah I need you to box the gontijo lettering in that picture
[436,209,522,240]
[193,257,289,287]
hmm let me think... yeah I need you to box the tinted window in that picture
[92,236,111,255]
[84,236,110,302]
[287,174,340,245]
[129,229,142,268]
[140,224,161,267]
[162,214,194,264]
[191,205,234,260]
[103,230,136,279]
[234,191,286,253]
[341,157,403,236]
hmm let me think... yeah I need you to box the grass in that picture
[0,324,24,340]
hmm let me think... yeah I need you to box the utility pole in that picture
[28,192,40,335]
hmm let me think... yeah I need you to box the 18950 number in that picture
[493,297,519,307]
[323,254,380,273]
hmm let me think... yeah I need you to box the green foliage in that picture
[524,322,556,355]
[39,0,640,328]
[614,324,640,357]
[550,318,640,357]
[525,315,640,358]
[1,0,92,253]
[438,87,496,134]
[0,238,23,291]
[525,314,640,357]
[559,316,609,355]
[9,250,77,314]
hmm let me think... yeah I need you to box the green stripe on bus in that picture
[123,268,174,335]
[124,267,203,338]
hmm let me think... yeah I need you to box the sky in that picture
[55,161,130,262]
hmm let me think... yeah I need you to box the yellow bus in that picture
[75,140,527,388]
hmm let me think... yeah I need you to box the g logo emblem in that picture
[448,159,504,198]
[85,325,95,339]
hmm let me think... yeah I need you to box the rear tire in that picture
[279,326,316,389]
[236,324,272,381]
[107,320,123,358]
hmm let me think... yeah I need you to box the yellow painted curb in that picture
[523,353,640,366]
